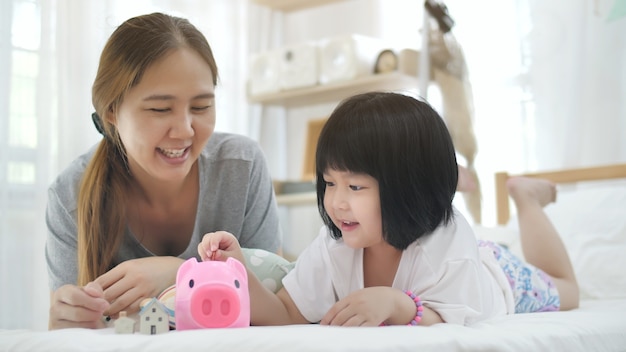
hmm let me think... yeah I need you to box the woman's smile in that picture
[157,146,191,164]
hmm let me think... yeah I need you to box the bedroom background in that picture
[0,0,624,331]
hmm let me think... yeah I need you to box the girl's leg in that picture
[506,177,579,310]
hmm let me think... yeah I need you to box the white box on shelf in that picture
[279,42,319,90]
[397,48,421,76]
[318,34,387,85]
[248,50,281,97]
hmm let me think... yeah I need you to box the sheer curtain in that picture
[1,0,249,330]
[524,0,626,169]
[440,0,626,223]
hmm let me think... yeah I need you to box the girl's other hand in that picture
[321,287,395,327]
[198,230,244,264]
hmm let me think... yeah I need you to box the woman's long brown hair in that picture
[76,12,218,285]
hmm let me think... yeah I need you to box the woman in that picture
[46,12,282,330]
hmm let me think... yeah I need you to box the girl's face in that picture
[322,169,384,249]
[111,47,216,185]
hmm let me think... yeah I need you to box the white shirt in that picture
[282,209,514,325]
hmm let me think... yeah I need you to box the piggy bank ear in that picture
[225,257,247,278]
[176,257,199,286]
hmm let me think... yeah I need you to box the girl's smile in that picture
[339,220,359,232]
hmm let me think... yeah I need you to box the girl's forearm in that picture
[247,269,307,326]
[386,289,443,326]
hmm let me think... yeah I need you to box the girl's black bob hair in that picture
[315,91,458,250]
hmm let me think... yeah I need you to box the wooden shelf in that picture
[250,0,348,12]
[248,72,420,108]
[275,192,317,206]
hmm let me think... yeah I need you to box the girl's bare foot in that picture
[506,177,556,208]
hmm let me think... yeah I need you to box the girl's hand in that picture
[94,256,184,317]
[321,287,414,327]
[197,231,245,264]
[48,282,110,330]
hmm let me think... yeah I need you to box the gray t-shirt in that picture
[45,132,282,291]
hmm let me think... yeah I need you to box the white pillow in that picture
[476,180,626,300]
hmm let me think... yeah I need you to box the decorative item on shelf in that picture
[302,117,328,181]
[397,48,421,76]
[606,0,626,22]
[422,1,481,223]
[318,34,387,85]
[279,42,319,90]
[271,116,326,206]
[424,0,455,33]
[374,49,398,74]
[375,48,424,76]
[248,49,281,97]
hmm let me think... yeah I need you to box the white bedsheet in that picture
[2,298,625,352]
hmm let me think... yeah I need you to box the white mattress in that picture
[2,298,625,352]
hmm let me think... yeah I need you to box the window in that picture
[1,0,52,330]
[2,0,47,210]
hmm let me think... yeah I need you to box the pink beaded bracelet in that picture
[404,290,423,326]
[378,290,424,326]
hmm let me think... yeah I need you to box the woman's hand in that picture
[321,287,417,327]
[197,230,245,264]
[48,282,109,330]
[94,256,184,317]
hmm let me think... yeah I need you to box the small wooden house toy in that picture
[138,298,170,335]
[114,311,135,334]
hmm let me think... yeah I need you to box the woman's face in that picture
[111,47,216,185]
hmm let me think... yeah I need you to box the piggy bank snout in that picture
[190,284,242,328]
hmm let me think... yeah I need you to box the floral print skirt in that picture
[478,239,560,313]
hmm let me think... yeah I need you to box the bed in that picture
[2,163,626,352]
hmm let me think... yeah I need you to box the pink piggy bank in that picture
[175,257,250,330]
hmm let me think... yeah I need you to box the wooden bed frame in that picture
[495,163,626,225]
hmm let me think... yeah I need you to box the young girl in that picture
[199,91,579,326]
